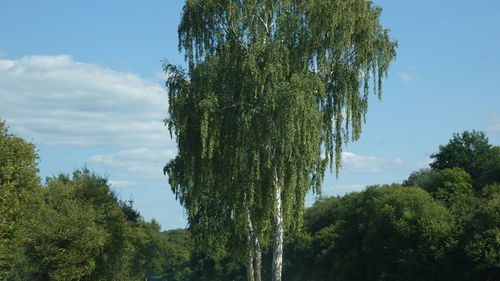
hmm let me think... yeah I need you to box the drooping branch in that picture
[166,2,396,281]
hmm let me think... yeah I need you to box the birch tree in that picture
[164,1,396,280]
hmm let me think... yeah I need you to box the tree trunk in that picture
[271,177,283,281]
[246,254,255,281]
[247,209,262,281]
[253,230,262,281]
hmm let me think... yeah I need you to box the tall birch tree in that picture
[164,1,396,280]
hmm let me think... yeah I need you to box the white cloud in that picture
[397,71,419,83]
[88,147,177,178]
[0,51,7,58]
[489,123,500,133]
[487,116,500,133]
[0,55,171,147]
[322,184,365,196]
[108,180,137,188]
[341,152,393,173]
[394,158,404,164]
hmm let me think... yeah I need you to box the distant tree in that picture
[60,169,134,281]
[446,183,500,280]
[160,229,193,281]
[428,168,473,202]
[0,121,40,278]
[20,179,107,281]
[121,199,142,222]
[403,168,434,188]
[164,1,396,280]
[481,146,500,186]
[299,185,456,281]
[404,168,473,203]
[129,219,166,280]
[430,131,500,188]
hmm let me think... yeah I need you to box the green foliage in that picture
[0,121,40,278]
[4,118,498,280]
[481,146,500,186]
[430,130,500,188]
[404,168,473,203]
[0,123,173,280]
[298,185,455,281]
[403,168,434,188]
[429,168,473,201]
[0,121,39,190]
[188,249,246,281]
[281,231,312,281]
[128,220,165,280]
[160,229,193,281]
[163,182,499,281]
[64,169,134,281]
[445,184,500,280]
[20,180,107,280]
[155,228,245,281]
[164,1,397,271]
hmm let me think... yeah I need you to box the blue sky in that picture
[1,0,499,230]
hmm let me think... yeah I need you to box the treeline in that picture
[0,121,175,280]
[1,120,499,280]
[286,131,499,281]
[158,131,500,281]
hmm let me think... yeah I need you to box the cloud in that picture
[397,71,419,83]
[88,147,177,178]
[108,180,137,188]
[487,116,500,133]
[0,55,171,147]
[0,51,7,58]
[341,152,394,173]
[322,184,365,196]
[488,123,500,133]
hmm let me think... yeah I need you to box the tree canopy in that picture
[164,1,396,280]
[430,130,500,188]
[0,121,39,277]
[0,123,178,280]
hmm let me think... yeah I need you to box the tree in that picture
[20,179,108,281]
[128,220,165,280]
[404,167,473,204]
[430,130,500,189]
[0,120,40,278]
[298,185,456,281]
[159,229,193,281]
[63,169,135,281]
[164,1,396,280]
[440,183,500,281]
[403,168,435,188]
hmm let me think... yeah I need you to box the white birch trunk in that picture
[246,254,255,281]
[247,208,262,281]
[253,230,262,281]
[271,176,283,281]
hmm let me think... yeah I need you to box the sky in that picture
[1,0,499,230]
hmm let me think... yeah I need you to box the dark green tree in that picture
[299,185,456,281]
[160,229,193,281]
[404,167,473,204]
[164,1,396,280]
[128,220,165,280]
[403,168,435,188]
[446,183,500,280]
[430,130,500,188]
